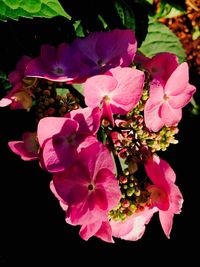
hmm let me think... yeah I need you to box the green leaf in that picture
[72,84,84,95]
[115,0,135,30]
[0,0,71,21]
[139,17,186,63]
[73,20,85,37]
[56,88,69,97]
[0,71,12,90]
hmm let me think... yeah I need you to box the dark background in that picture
[0,14,199,265]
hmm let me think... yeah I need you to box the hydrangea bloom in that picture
[8,132,39,161]
[144,62,196,132]
[0,56,34,109]
[37,107,101,172]
[73,29,137,77]
[1,28,196,243]
[84,66,144,123]
[52,142,121,241]
[145,155,183,238]
[25,43,81,82]
[135,52,178,84]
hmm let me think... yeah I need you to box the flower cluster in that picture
[0,29,196,243]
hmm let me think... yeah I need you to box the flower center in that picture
[163,93,169,101]
[53,66,65,75]
[103,95,110,104]
[88,184,94,191]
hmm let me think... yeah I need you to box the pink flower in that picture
[144,62,196,132]
[80,220,114,243]
[135,52,178,85]
[73,29,137,77]
[8,56,32,86]
[84,66,144,123]
[25,43,81,82]
[145,155,183,238]
[110,207,157,241]
[0,84,33,110]
[8,132,39,160]
[52,142,121,226]
[37,107,101,172]
[0,56,33,109]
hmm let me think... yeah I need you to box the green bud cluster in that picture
[31,80,80,122]
[109,169,150,222]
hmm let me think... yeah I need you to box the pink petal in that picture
[144,52,178,84]
[37,117,78,146]
[0,98,12,107]
[144,101,163,132]
[53,162,90,203]
[57,43,70,62]
[159,210,173,238]
[73,32,100,66]
[8,141,38,160]
[96,29,137,67]
[111,207,157,241]
[89,187,108,211]
[164,62,189,95]
[95,221,114,243]
[109,67,144,114]
[84,74,118,107]
[95,168,121,210]
[159,101,182,126]
[147,185,170,210]
[145,155,171,191]
[144,80,165,131]
[25,58,47,78]
[78,142,115,179]
[69,201,90,224]
[101,101,114,127]
[79,220,102,241]
[16,55,32,72]
[40,44,57,66]
[66,107,101,134]
[134,51,150,65]
[8,70,23,85]
[50,181,68,211]
[168,84,196,109]
[41,138,78,172]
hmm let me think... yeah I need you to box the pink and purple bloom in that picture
[37,107,101,172]
[73,29,137,77]
[144,62,196,132]
[8,132,39,160]
[145,155,183,238]
[25,43,81,82]
[0,56,34,109]
[135,52,179,85]
[51,142,121,241]
[84,66,145,124]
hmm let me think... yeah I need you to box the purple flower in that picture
[25,43,81,82]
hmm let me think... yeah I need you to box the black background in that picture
[0,14,199,265]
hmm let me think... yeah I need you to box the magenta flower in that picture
[37,107,101,172]
[144,62,196,132]
[145,155,183,238]
[8,132,39,160]
[52,142,121,226]
[80,220,113,243]
[73,29,137,77]
[0,56,33,109]
[110,207,157,241]
[8,55,32,86]
[25,43,81,82]
[135,52,178,85]
[84,66,144,123]
[0,83,33,110]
